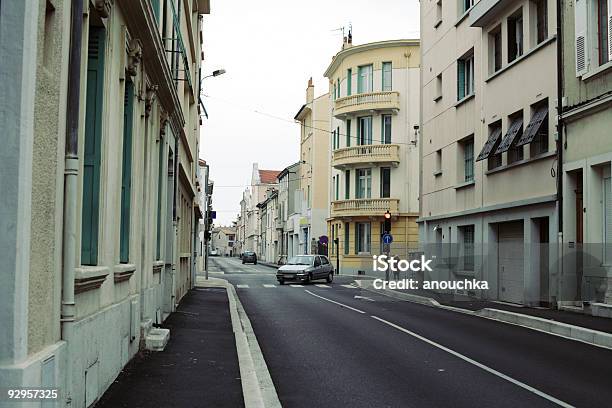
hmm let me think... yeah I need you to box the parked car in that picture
[276,255,334,285]
[209,249,218,256]
[242,251,257,264]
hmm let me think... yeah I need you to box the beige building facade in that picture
[419,0,558,305]
[0,0,208,406]
[324,38,421,275]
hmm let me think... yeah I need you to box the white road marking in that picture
[341,284,357,289]
[315,284,330,288]
[305,290,366,314]
[370,315,573,408]
[263,284,276,288]
[236,284,249,288]
[354,295,375,302]
[289,284,304,288]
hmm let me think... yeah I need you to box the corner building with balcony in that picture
[419,0,558,306]
[324,39,421,275]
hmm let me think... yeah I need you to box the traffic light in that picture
[383,211,391,234]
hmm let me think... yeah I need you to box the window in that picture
[508,9,524,62]
[356,222,372,253]
[382,62,392,91]
[344,222,350,254]
[347,68,352,96]
[357,116,372,145]
[532,0,548,44]
[332,129,336,149]
[120,80,135,263]
[462,137,474,182]
[337,78,341,99]
[345,170,350,199]
[333,83,336,101]
[460,0,474,14]
[346,119,352,147]
[380,168,391,198]
[81,25,106,266]
[434,149,442,175]
[356,168,372,198]
[435,0,443,27]
[307,185,311,206]
[434,73,443,101]
[335,175,339,200]
[382,115,392,144]
[490,25,502,73]
[457,52,474,100]
[460,225,475,271]
[597,0,610,65]
[357,64,373,93]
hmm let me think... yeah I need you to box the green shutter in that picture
[347,69,352,96]
[151,0,160,20]
[335,176,339,200]
[346,119,351,147]
[120,80,134,263]
[344,223,350,255]
[457,59,466,101]
[156,133,164,260]
[357,66,363,93]
[345,170,350,199]
[337,78,340,98]
[81,26,106,266]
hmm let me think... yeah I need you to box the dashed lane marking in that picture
[341,284,357,289]
[236,284,249,288]
[304,290,366,314]
[262,284,276,288]
[315,284,330,288]
[289,284,304,288]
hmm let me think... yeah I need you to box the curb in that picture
[357,279,612,351]
[196,277,281,408]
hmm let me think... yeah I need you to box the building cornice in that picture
[323,39,420,78]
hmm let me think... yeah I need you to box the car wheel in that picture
[254,261,257,265]
[306,273,312,284]
[242,261,245,264]
[326,272,333,283]
[278,279,284,285]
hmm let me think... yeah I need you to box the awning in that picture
[476,127,502,161]
[494,118,523,154]
[516,107,548,146]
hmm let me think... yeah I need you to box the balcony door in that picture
[358,116,372,145]
[356,168,372,199]
[357,64,373,93]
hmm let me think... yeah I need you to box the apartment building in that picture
[210,226,236,257]
[559,0,612,311]
[277,162,302,263]
[419,0,558,305]
[257,191,280,262]
[294,79,331,255]
[324,37,421,275]
[0,0,208,405]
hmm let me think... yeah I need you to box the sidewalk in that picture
[95,288,244,408]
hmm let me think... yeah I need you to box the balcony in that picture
[331,198,400,218]
[332,144,400,169]
[333,91,400,118]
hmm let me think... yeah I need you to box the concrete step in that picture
[145,328,170,351]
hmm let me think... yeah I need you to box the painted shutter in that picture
[82,26,106,266]
[575,0,589,76]
[347,69,352,96]
[608,0,612,61]
[151,0,160,20]
[605,177,612,263]
[120,81,134,263]
[346,119,351,147]
[457,59,465,100]
[345,170,350,199]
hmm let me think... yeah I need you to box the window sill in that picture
[454,93,475,108]
[75,266,110,294]
[455,180,475,190]
[114,263,136,283]
[485,36,556,83]
[485,150,556,176]
[433,95,442,102]
[582,60,612,81]
[433,170,443,177]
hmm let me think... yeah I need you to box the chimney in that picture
[347,27,353,47]
[306,77,314,103]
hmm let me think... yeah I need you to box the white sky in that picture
[199,0,420,225]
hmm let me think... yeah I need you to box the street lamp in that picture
[203,69,226,80]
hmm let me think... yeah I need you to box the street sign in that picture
[382,233,393,245]
[210,210,217,219]
[319,235,328,244]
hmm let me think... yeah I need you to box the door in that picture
[498,221,524,304]
[319,256,331,277]
[313,256,322,278]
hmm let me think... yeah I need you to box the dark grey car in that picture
[276,255,334,285]
[242,251,257,264]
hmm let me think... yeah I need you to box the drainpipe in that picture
[61,0,83,404]
[555,0,564,306]
[171,132,179,309]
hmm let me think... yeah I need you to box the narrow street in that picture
[209,257,612,408]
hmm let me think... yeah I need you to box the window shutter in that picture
[347,69,352,96]
[457,59,465,100]
[346,119,351,147]
[120,81,134,263]
[608,0,612,61]
[82,26,106,266]
[574,0,589,76]
[605,177,612,263]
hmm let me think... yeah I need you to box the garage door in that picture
[498,221,524,304]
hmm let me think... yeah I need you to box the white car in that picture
[277,255,334,285]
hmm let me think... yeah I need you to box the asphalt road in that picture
[209,256,612,408]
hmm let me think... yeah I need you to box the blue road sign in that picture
[382,234,393,244]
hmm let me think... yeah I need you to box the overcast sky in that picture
[199,0,420,225]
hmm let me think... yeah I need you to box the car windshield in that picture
[287,256,313,265]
